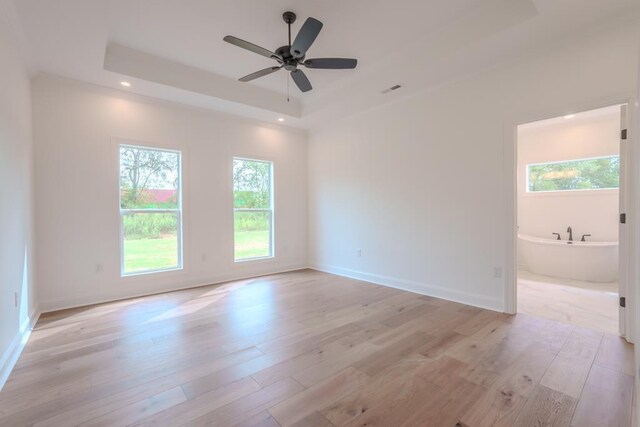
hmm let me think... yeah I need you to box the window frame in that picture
[525,154,620,194]
[119,143,184,276]
[232,157,275,262]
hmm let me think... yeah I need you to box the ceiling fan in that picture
[223,11,357,93]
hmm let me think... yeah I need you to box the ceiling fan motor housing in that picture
[275,45,303,70]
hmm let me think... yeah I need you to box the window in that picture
[119,145,182,275]
[527,155,620,192]
[233,158,273,261]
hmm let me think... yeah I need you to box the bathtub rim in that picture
[517,233,618,248]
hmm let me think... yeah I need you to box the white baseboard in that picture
[38,263,309,313]
[310,263,504,312]
[0,309,40,392]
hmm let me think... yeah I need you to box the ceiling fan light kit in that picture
[223,11,358,93]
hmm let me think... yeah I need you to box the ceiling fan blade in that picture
[223,36,281,61]
[304,58,358,69]
[290,69,312,92]
[291,17,323,59]
[239,66,282,82]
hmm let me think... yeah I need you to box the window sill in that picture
[522,188,618,198]
[121,266,184,278]
[234,255,276,264]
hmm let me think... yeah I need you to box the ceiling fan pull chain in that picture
[287,74,290,102]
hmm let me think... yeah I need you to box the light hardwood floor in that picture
[0,270,634,426]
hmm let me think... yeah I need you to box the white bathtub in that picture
[518,234,618,282]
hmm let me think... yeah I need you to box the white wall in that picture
[32,76,308,311]
[308,23,639,312]
[517,111,620,244]
[0,11,37,387]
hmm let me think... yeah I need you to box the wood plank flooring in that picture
[0,269,633,426]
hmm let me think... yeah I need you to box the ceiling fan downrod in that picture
[283,11,296,46]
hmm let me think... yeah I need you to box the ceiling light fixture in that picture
[120,81,131,87]
[277,118,285,122]
[563,114,575,119]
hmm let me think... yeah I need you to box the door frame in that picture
[503,94,637,342]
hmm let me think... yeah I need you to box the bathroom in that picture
[517,105,623,335]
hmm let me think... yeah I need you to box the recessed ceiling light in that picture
[121,81,131,87]
[277,118,285,122]
[563,114,575,119]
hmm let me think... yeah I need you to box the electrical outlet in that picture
[356,249,362,257]
[14,291,18,308]
[493,267,503,278]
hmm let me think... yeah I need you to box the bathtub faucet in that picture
[552,233,561,240]
[581,234,591,242]
[566,226,573,241]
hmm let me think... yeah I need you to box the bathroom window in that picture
[527,155,619,192]
[233,158,273,261]
[119,145,182,275]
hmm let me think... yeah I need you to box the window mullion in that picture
[121,209,179,214]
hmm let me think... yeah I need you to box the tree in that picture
[233,159,270,209]
[528,156,619,192]
[120,147,179,208]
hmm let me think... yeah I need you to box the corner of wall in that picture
[0,309,40,392]
[309,263,504,313]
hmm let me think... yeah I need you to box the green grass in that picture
[123,230,270,273]
[123,236,178,273]
[234,230,270,260]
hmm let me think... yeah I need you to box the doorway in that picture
[514,104,627,336]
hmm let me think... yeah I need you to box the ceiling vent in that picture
[381,84,402,94]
